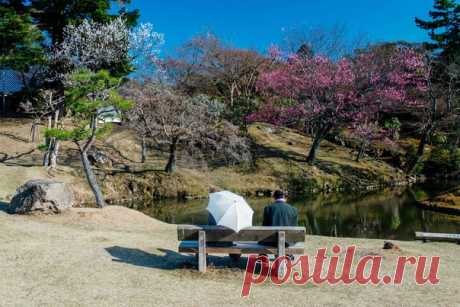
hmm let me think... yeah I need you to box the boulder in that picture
[9,179,73,214]
[87,149,113,168]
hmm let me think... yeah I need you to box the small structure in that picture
[0,69,24,115]
[98,106,122,124]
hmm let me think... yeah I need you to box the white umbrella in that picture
[207,191,253,232]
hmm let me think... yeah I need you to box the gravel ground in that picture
[0,205,458,307]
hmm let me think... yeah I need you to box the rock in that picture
[9,179,73,214]
[262,126,274,134]
[383,241,401,251]
[87,149,113,168]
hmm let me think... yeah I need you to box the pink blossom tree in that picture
[251,45,427,164]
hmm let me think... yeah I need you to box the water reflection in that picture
[138,187,460,241]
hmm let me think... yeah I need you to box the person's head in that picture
[209,186,221,194]
[273,190,286,201]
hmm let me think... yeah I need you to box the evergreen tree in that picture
[0,0,26,12]
[0,5,44,71]
[415,0,460,63]
[47,69,132,207]
[29,0,139,45]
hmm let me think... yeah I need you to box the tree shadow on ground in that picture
[0,201,10,213]
[105,246,247,271]
[251,143,308,164]
[0,149,36,164]
[0,132,29,143]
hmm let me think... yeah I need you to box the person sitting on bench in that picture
[260,190,298,255]
[263,190,298,228]
[206,188,244,261]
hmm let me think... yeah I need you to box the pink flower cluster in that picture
[249,46,428,133]
[245,103,306,127]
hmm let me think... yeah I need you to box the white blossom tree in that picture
[129,22,165,80]
[42,18,164,169]
[54,18,164,78]
[54,17,130,74]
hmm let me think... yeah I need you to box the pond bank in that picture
[98,123,416,203]
[0,118,415,204]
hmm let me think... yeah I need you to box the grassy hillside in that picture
[0,119,410,204]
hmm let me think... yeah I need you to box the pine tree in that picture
[415,0,460,63]
[0,5,44,71]
[47,69,132,207]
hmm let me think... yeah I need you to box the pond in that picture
[136,184,460,241]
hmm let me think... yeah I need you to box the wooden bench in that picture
[415,231,460,244]
[177,225,306,272]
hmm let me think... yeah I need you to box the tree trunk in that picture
[356,142,366,162]
[307,126,330,165]
[165,141,177,173]
[407,124,433,174]
[141,135,147,163]
[2,94,6,115]
[42,115,52,166]
[406,80,438,174]
[43,145,51,167]
[43,138,57,168]
[307,135,322,165]
[230,84,235,107]
[30,120,39,143]
[43,110,61,168]
[49,140,60,169]
[81,150,106,208]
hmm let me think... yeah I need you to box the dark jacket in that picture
[262,200,298,227]
[208,213,217,225]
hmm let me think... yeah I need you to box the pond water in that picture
[137,184,460,241]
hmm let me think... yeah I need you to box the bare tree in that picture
[404,53,460,173]
[123,80,250,173]
[19,89,64,169]
[163,33,272,123]
[281,23,368,59]
[121,81,151,163]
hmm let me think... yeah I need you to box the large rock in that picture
[87,149,113,168]
[9,179,73,214]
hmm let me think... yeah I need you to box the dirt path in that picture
[0,206,458,306]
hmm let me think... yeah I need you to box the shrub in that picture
[424,145,460,176]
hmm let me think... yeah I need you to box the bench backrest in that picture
[177,225,306,244]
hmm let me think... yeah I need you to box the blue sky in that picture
[128,0,434,54]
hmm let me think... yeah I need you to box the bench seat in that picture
[179,241,305,254]
[177,225,306,272]
[415,231,460,243]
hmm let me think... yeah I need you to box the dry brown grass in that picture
[0,118,407,202]
[0,206,458,306]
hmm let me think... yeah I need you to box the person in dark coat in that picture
[260,191,298,258]
[262,190,298,227]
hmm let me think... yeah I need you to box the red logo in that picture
[241,245,440,297]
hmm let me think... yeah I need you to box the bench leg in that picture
[198,230,206,273]
[277,231,286,277]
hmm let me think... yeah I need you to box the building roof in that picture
[0,69,24,94]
